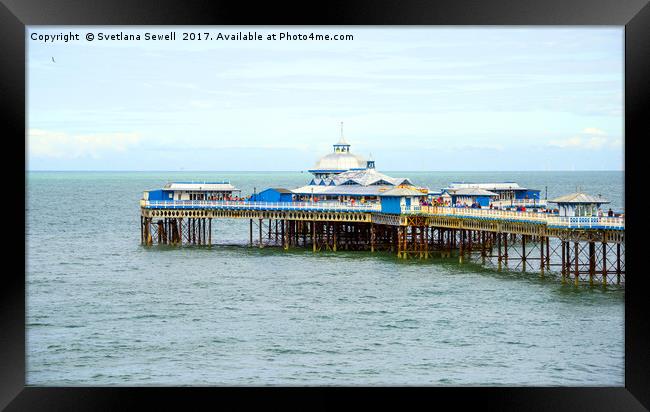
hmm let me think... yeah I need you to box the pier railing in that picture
[490,199,548,208]
[405,205,548,222]
[545,216,625,229]
[142,200,381,212]
[401,205,624,229]
[141,200,624,230]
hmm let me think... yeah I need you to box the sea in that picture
[26,171,625,386]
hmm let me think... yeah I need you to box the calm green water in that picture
[26,171,624,385]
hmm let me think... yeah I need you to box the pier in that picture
[139,200,625,287]
[139,128,624,287]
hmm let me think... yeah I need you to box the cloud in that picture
[582,127,606,135]
[160,81,198,90]
[549,136,583,148]
[549,127,617,150]
[609,138,623,148]
[28,129,142,159]
[434,144,505,152]
[188,100,215,109]
[145,140,314,152]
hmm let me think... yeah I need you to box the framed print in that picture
[3,0,649,410]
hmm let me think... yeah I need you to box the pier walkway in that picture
[141,200,378,213]
[403,205,624,230]
[141,200,624,230]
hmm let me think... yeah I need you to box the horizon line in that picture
[25,169,625,173]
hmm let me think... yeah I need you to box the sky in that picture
[26,27,624,171]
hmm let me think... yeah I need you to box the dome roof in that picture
[312,152,367,171]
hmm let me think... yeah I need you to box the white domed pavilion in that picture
[308,124,369,179]
[289,123,425,203]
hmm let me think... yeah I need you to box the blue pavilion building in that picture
[144,181,241,202]
[442,182,544,208]
[550,192,610,217]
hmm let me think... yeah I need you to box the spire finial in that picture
[334,121,349,151]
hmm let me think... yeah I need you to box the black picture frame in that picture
[3,0,648,410]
